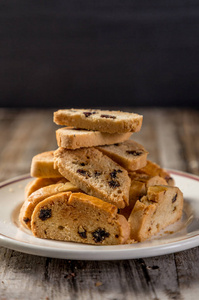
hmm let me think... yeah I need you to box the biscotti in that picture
[31,151,62,178]
[25,177,67,198]
[20,182,80,229]
[128,185,183,241]
[135,160,175,186]
[54,147,131,208]
[120,174,168,219]
[97,139,148,171]
[56,127,132,149]
[54,109,143,133]
[19,107,184,246]
[31,192,130,245]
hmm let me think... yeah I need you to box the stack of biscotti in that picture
[19,108,183,245]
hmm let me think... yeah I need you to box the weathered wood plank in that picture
[133,108,161,164]
[152,108,187,171]
[0,109,57,181]
[1,249,199,300]
[174,247,199,299]
[180,110,199,175]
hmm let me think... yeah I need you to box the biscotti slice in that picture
[56,127,132,149]
[120,174,168,219]
[25,177,67,198]
[31,151,63,178]
[128,185,183,242]
[54,147,131,208]
[19,181,80,229]
[31,192,130,245]
[135,160,174,186]
[54,109,143,133]
[97,140,148,171]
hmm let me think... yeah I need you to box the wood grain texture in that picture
[0,108,199,299]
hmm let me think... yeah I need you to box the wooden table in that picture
[0,108,199,299]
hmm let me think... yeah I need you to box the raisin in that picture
[77,169,91,178]
[78,231,87,239]
[114,143,119,146]
[78,226,87,239]
[100,114,116,119]
[165,175,172,183]
[108,180,120,188]
[92,228,110,243]
[23,217,30,224]
[83,111,96,117]
[80,163,86,166]
[126,150,143,156]
[110,169,122,179]
[58,226,64,230]
[110,169,117,179]
[172,193,177,203]
[94,171,102,177]
[39,208,52,221]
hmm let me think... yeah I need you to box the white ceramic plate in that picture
[0,171,199,260]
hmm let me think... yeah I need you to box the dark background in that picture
[1,1,199,108]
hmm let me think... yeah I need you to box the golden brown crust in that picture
[24,177,66,198]
[31,151,62,178]
[19,182,80,229]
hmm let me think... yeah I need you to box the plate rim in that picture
[0,170,199,260]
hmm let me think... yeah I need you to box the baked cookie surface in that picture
[128,185,183,241]
[136,160,175,186]
[31,192,130,245]
[54,109,143,133]
[56,127,132,149]
[120,174,167,219]
[54,147,131,208]
[97,139,148,171]
[31,151,62,178]
[25,177,66,198]
[20,181,80,229]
